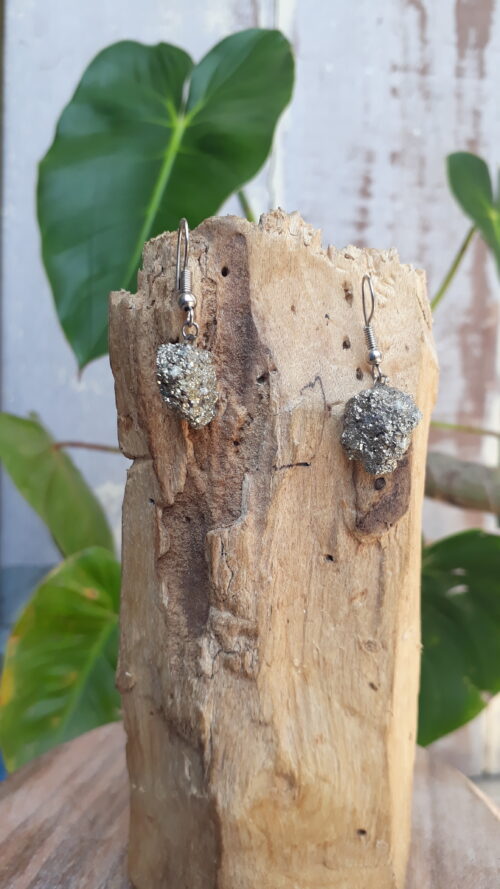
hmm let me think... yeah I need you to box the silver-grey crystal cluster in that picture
[156,342,218,429]
[341,383,422,475]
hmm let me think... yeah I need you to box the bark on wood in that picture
[109,210,438,889]
[1,724,499,889]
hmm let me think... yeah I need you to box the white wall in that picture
[2,0,500,770]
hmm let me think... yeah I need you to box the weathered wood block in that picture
[109,210,438,889]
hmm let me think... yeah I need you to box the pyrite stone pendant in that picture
[341,382,422,475]
[156,342,218,429]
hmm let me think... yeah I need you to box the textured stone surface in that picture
[156,342,218,428]
[341,382,422,475]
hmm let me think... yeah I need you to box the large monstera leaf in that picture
[37,29,294,368]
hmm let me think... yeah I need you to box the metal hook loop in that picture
[176,218,189,290]
[361,274,385,382]
[361,274,375,326]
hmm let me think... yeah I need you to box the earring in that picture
[156,219,218,428]
[341,275,421,475]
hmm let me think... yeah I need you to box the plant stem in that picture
[431,225,476,311]
[237,189,256,223]
[431,420,500,440]
[53,441,122,454]
[426,451,500,515]
[122,109,188,290]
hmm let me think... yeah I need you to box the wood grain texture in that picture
[1,724,499,889]
[0,723,129,889]
[408,749,500,889]
[109,210,437,889]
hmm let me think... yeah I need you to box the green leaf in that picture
[447,152,500,269]
[0,413,115,557]
[38,29,294,368]
[419,529,500,745]
[0,547,121,770]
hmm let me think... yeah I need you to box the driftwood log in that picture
[109,210,438,888]
[1,724,500,889]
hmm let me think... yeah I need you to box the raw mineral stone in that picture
[156,342,218,428]
[341,383,422,475]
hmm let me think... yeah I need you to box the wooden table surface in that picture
[0,722,499,889]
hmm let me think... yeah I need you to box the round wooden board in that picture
[0,722,498,888]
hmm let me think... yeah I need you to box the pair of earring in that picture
[156,220,421,475]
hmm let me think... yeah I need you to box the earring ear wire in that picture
[361,275,384,382]
[175,218,199,342]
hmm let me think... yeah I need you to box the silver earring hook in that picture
[361,274,375,327]
[175,218,198,342]
[360,274,385,383]
[176,218,189,291]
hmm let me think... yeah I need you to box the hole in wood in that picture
[369,682,379,691]
[342,336,351,349]
[221,266,229,277]
[343,282,353,304]
[374,477,386,491]
[325,554,335,562]
[356,367,363,380]
[256,372,269,384]
[357,828,367,837]
[148,498,155,505]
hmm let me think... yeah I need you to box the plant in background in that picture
[0,414,120,769]
[419,530,500,745]
[1,29,499,769]
[432,152,500,311]
[38,29,293,368]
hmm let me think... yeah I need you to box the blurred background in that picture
[1,1,499,783]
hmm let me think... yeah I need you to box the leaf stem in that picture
[431,420,500,440]
[52,441,122,454]
[237,189,256,223]
[431,225,476,311]
[122,111,188,291]
[425,451,500,514]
